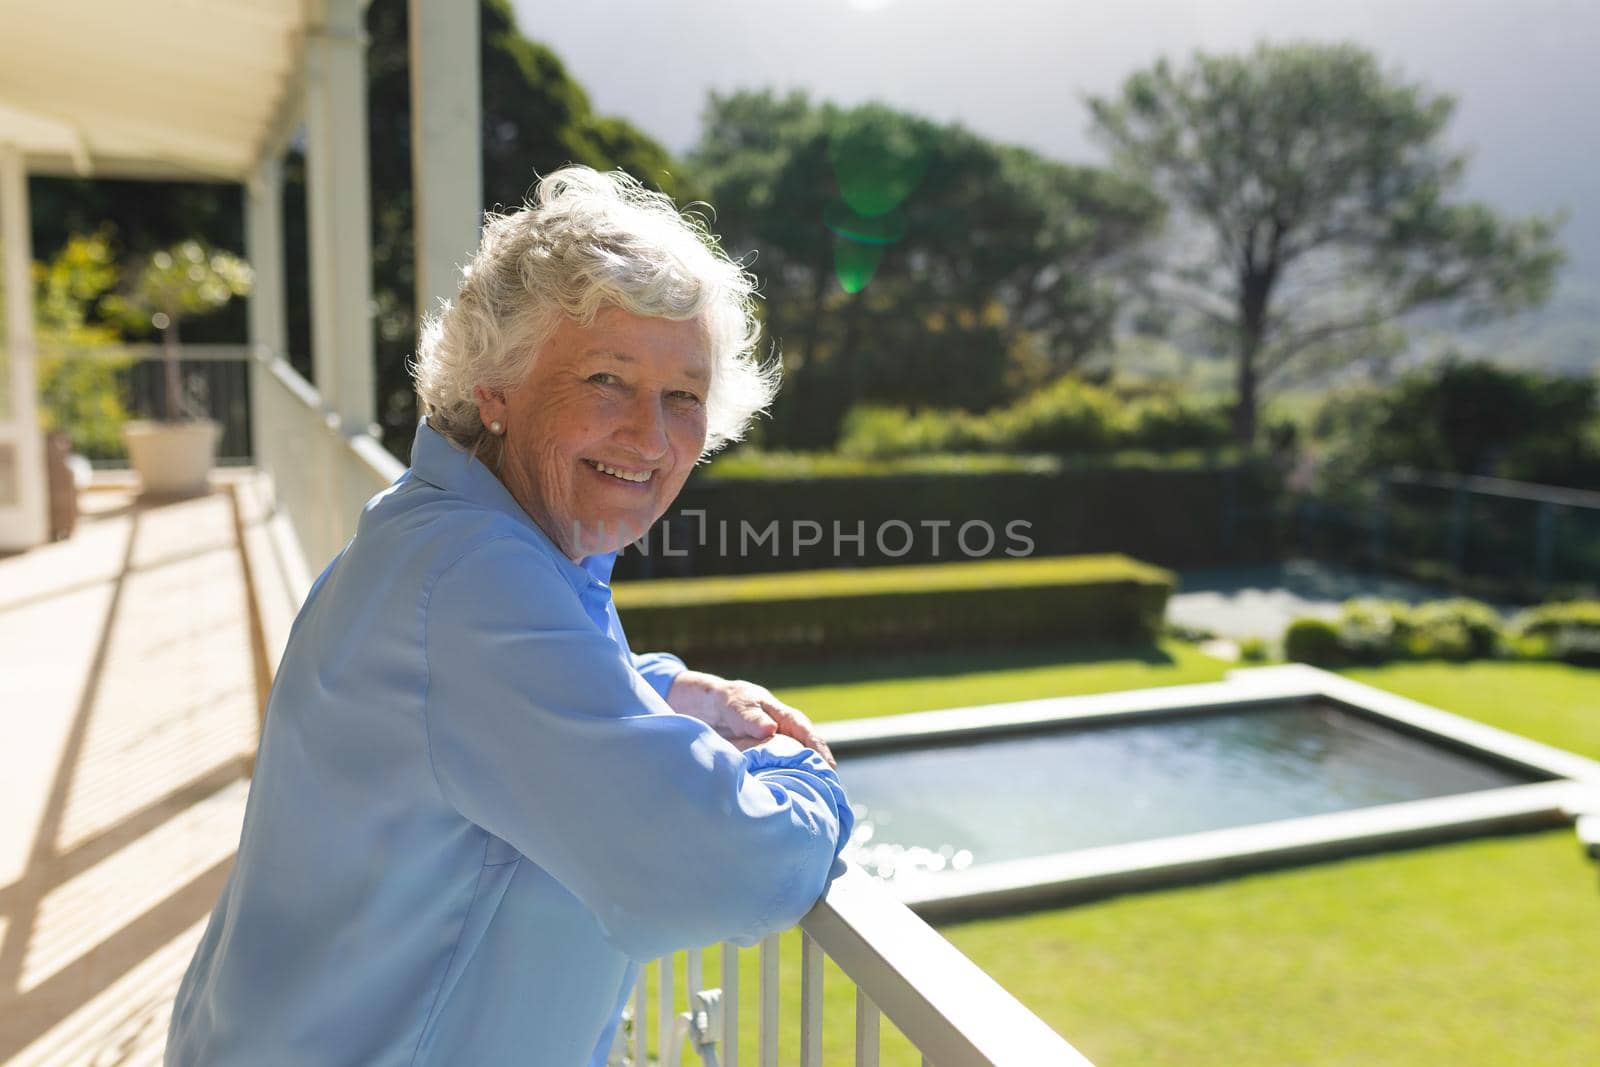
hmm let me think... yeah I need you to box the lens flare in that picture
[833,237,884,294]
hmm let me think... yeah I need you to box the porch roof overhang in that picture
[0,0,330,181]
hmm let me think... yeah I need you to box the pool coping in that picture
[818,665,1600,919]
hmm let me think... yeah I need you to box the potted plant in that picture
[111,240,252,495]
[33,232,131,535]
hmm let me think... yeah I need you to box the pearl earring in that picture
[489,420,504,436]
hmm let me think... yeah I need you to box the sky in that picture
[511,0,1600,286]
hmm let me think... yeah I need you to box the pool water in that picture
[838,700,1545,881]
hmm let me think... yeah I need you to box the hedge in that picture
[1509,601,1600,665]
[614,553,1174,664]
[610,460,1281,581]
[1283,597,1600,667]
[833,380,1234,459]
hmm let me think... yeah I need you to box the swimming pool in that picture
[822,665,1600,919]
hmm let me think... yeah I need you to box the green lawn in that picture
[708,647,1600,1066]
[760,638,1229,721]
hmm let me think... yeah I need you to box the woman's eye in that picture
[669,390,704,406]
[587,372,619,386]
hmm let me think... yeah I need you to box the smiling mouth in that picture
[585,459,654,484]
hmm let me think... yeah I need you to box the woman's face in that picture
[477,309,711,560]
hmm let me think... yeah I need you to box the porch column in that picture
[245,156,287,466]
[0,143,47,550]
[408,0,482,326]
[303,0,375,435]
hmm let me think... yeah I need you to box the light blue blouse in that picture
[166,421,853,1066]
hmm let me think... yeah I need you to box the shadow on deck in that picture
[0,485,261,1066]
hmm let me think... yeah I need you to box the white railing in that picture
[246,347,1092,1066]
[621,867,1092,1067]
[249,344,403,576]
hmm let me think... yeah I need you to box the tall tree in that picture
[691,90,1162,447]
[1089,42,1566,444]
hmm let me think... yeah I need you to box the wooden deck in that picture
[0,484,261,1066]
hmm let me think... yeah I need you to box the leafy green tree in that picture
[107,241,252,421]
[691,90,1162,447]
[1089,42,1566,444]
[1314,359,1599,487]
[28,233,132,457]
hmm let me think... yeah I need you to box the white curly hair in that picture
[412,165,778,458]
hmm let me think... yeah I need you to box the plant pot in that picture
[122,419,221,496]
[45,430,77,540]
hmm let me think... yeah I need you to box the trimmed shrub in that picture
[1407,599,1503,660]
[1337,599,1416,664]
[837,406,997,458]
[1509,601,1600,665]
[993,377,1123,453]
[615,554,1173,664]
[1285,617,1344,666]
[834,377,1235,459]
[1122,394,1233,452]
[1406,617,1474,661]
[1237,636,1271,663]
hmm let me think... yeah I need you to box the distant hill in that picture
[1457,277,1600,378]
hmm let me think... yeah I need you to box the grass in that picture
[718,645,1600,1066]
[1342,658,1600,760]
[764,639,1227,721]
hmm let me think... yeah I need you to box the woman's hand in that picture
[665,670,836,768]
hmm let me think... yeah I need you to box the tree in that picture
[28,233,132,457]
[1089,42,1566,444]
[1315,359,1599,488]
[108,241,251,421]
[691,90,1162,447]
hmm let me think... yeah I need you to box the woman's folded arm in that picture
[422,536,853,960]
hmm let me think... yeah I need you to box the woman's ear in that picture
[473,385,507,429]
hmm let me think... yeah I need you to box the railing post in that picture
[1369,475,1388,571]
[855,987,880,1066]
[659,954,675,1066]
[721,943,739,1067]
[800,932,823,1067]
[633,970,647,1067]
[759,934,779,1067]
[1534,501,1558,588]
[1447,483,1470,577]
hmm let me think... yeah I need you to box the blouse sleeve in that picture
[422,536,852,961]
[629,650,686,701]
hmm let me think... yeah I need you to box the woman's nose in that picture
[615,394,669,461]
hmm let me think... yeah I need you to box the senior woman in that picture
[167,167,853,1066]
